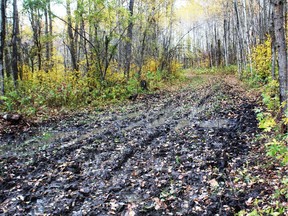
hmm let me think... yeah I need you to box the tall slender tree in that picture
[44,2,50,71]
[48,0,53,58]
[0,0,6,96]
[66,0,79,71]
[270,3,277,79]
[12,0,21,87]
[272,0,288,120]
[124,0,134,80]
[24,0,44,71]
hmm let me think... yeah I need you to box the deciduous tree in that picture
[0,0,6,96]
[271,0,288,120]
[12,0,21,86]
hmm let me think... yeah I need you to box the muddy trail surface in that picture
[0,75,259,215]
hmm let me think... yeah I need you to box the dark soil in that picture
[0,76,260,215]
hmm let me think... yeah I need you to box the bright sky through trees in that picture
[41,0,189,18]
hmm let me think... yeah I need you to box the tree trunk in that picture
[44,5,50,71]
[0,0,6,96]
[270,4,277,79]
[124,0,134,80]
[234,0,245,76]
[66,0,79,71]
[81,18,90,74]
[214,24,218,67]
[48,0,53,58]
[12,0,20,87]
[272,0,288,119]
[36,9,42,71]
[242,0,253,75]
[217,39,221,67]
[4,46,11,77]
[223,19,229,66]
[137,28,148,78]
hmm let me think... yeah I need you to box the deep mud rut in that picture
[0,75,259,215]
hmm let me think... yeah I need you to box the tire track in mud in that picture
[0,76,259,215]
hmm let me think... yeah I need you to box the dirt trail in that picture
[0,74,259,215]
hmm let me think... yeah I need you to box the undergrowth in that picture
[0,63,184,119]
[237,37,288,216]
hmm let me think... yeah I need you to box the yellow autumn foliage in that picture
[251,36,272,80]
[169,60,183,75]
[2,50,183,115]
[143,59,159,73]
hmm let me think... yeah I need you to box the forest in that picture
[0,0,288,215]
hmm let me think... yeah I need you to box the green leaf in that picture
[0,96,8,101]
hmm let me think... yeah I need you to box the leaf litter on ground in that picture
[0,74,282,215]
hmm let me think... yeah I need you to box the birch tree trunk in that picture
[223,19,229,66]
[234,0,245,76]
[242,0,253,74]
